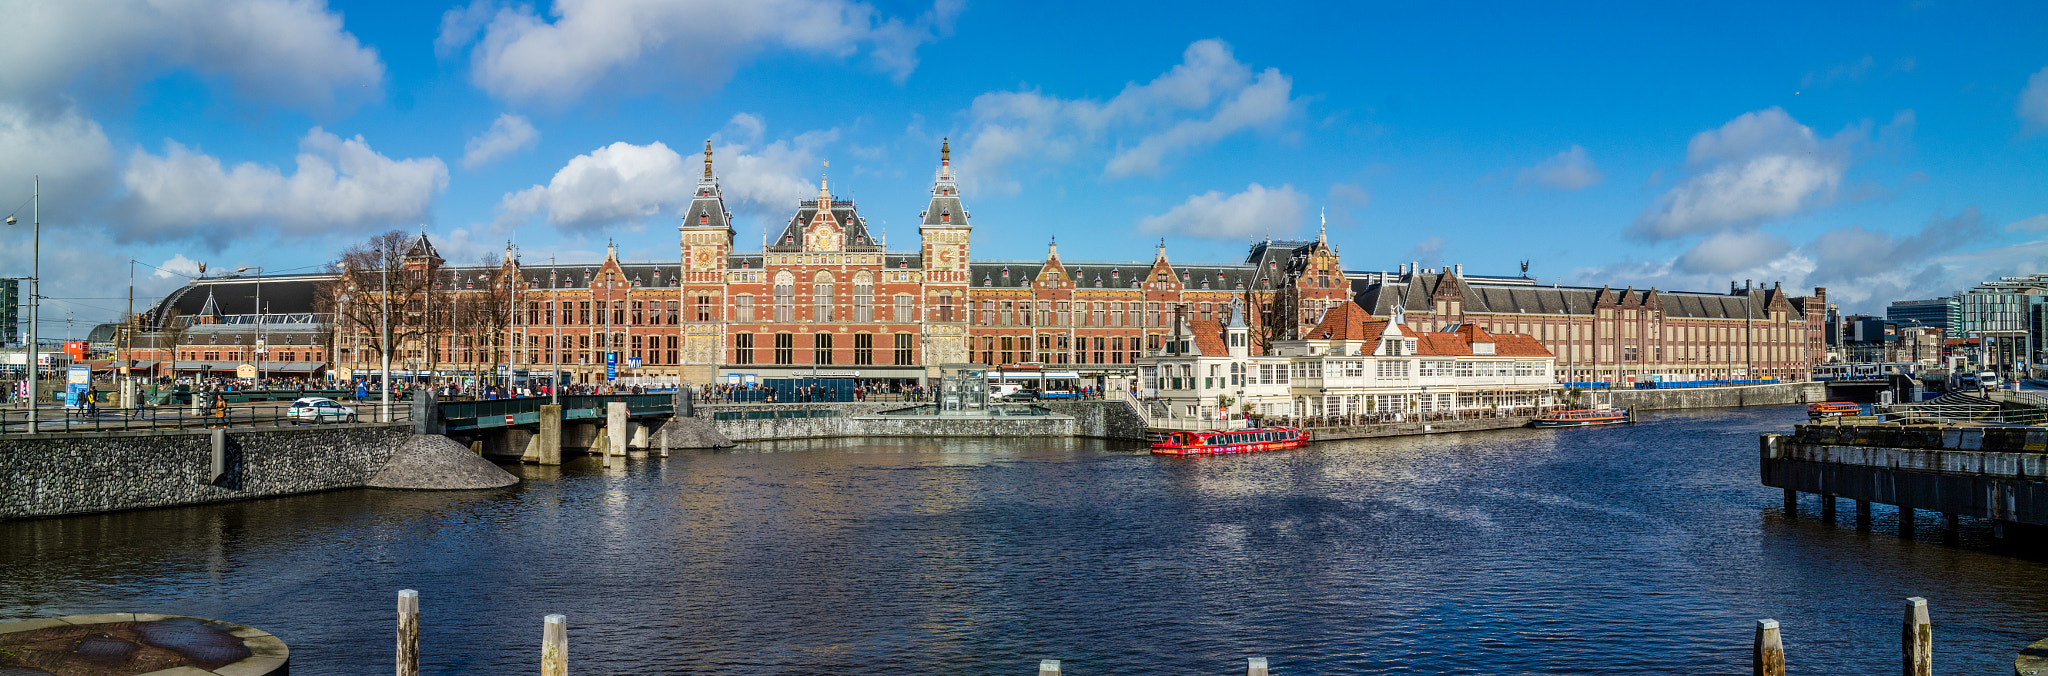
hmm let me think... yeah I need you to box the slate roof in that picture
[1355,270,1802,321]
[767,198,882,252]
[969,260,1266,290]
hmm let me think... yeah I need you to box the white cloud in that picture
[1137,183,1306,240]
[1567,208,1998,313]
[1516,145,1603,191]
[1408,236,1447,265]
[446,0,955,106]
[1629,108,1858,241]
[499,141,693,234]
[0,103,116,217]
[462,113,540,169]
[0,0,382,110]
[153,254,201,279]
[118,128,449,244]
[2022,66,2048,131]
[960,39,1299,189]
[499,117,838,234]
[1674,229,1793,273]
[2007,214,2048,232]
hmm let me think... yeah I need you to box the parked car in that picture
[288,397,358,423]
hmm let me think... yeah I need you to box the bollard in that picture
[1038,659,1060,675]
[543,614,567,676]
[1247,656,1270,676]
[1753,619,1784,676]
[1903,597,1931,676]
[396,589,419,676]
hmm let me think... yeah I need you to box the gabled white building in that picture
[1141,301,1559,428]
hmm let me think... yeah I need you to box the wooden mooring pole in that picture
[1247,656,1270,676]
[543,614,567,676]
[1753,619,1784,676]
[1903,597,1932,676]
[1038,659,1060,675]
[396,589,419,676]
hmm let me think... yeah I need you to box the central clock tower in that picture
[918,139,972,372]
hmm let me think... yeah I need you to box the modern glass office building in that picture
[1887,297,1961,338]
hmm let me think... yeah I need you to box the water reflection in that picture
[4,407,2047,673]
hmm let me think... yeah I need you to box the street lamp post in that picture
[380,260,393,422]
[238,266,263,385]
[7,177,39,429]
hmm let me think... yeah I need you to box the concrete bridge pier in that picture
[1856,500,1871,529]
[1945,513,1962,543]
[1820,493,1836,520]
[1783,487,1798,516]
[537,404,563,466]
[1899,503,1916,538]
[606,402,627,458]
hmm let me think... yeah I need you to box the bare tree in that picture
[1241,285,1289,354]
[316,231,440,377]
[452,252,515,384]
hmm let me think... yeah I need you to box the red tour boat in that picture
[1151,427,1311,455]
[1531,408,1632,428]
[1807,401,1861,418]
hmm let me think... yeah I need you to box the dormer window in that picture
[700,214,709,224]
[941,211,951,223]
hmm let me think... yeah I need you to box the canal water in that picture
[5,405,2047,674]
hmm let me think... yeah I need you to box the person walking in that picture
[210,394,228,428]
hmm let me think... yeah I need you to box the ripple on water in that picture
[4,407,2048,673]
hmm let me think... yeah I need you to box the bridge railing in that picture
[0,401,413,434]
[439,394,676,426]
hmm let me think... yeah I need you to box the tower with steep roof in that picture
[917,139,973,370]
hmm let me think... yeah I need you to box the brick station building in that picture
[138,141,1827,389]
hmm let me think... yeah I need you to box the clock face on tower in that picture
[938,249,955,265]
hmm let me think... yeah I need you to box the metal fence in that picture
[0,402,414,434]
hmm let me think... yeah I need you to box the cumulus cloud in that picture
[1566,208,2002,313]
[1136,183,1306,240]
[499,116,836,234]
[153,254,202,279]
[960,39,1299,190]
[2007,214,2048,233]
[2022,66,2048,132]
[1516,145,1603,191]
[117,128,449,244]
[0,0,382,110]
[499,141,693,234]
[1674,229,1793,274]
[1803,208,1989,286]
[462,113,540,169]
[444,0,957,105]
[1629,108,1862,241]
[1408,236,1447,265]
[0,103,117,218]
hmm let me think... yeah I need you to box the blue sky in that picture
[3,0,2046,336]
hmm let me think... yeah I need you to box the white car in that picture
[288,397,358,423]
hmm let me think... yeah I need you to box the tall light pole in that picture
[238,266,263,384]
[550,256,559,405]
[8,177,39,429]
[380,258,393,422]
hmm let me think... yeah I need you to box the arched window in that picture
[813,271,835,322]
[773,272,794,322]
[853,271,874,322]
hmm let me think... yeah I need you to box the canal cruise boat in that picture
[1807,401,1861,418]
[1150,427,1311,455]
[1531,408,1632,428]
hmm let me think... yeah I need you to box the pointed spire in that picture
[1048,236,1058,260]
[605,238,617,261]
[941,137,951,174]
[703,139,714,179]
[1318,207,1328,245]
[818,160,831,203]
[1156,237,1167,260]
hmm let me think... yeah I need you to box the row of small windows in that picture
[732,332,916,366]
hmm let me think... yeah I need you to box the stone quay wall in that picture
[1603,381,1824,411]
[696,401,1145,441]
[1,424,413,520]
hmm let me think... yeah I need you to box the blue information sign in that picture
[605,352,617,380]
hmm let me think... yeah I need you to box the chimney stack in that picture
[1454,263,1463,277]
